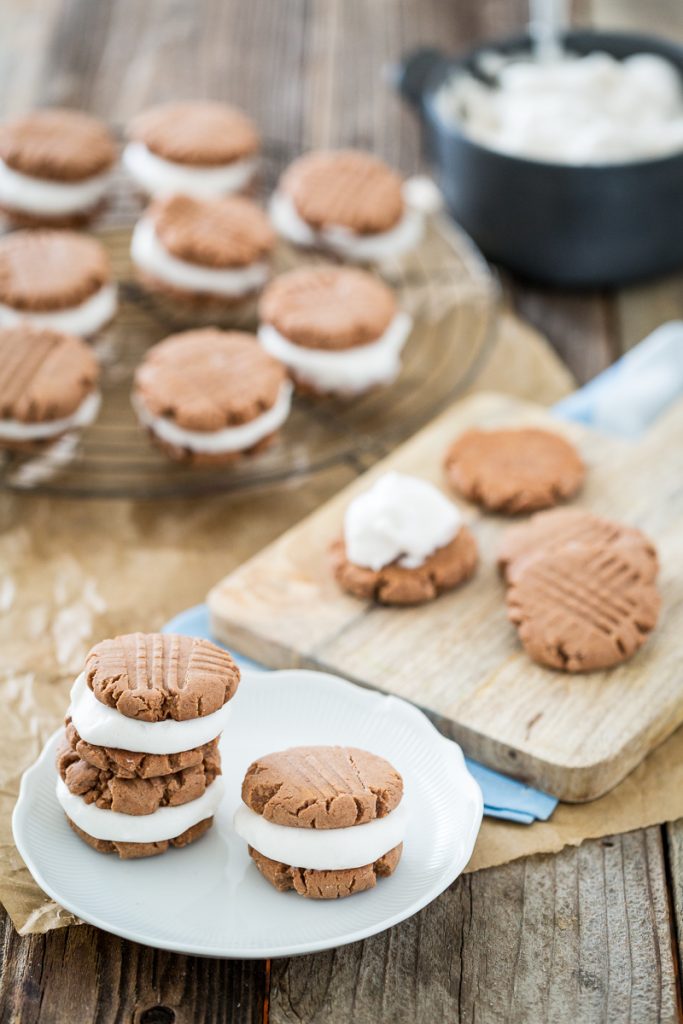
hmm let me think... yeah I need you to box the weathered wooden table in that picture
[2,1,683,1021]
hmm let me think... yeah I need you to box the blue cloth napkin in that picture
[162,322,683,825]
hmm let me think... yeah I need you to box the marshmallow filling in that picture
[57,775,225,843]
[68,671,234,755]
[133,379,293,455]
[131,217,270,298]
[234,798,407,870]
[0,160,111,216]
[0,390,101,442]
[258,313,412,394]
[123,142,257,198]
[0,283,117,337]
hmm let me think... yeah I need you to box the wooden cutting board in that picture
[208,392,683,802]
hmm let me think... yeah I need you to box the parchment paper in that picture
[0,308,630,937]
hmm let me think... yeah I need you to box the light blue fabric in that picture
[162,322,683,825]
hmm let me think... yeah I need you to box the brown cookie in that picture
[0,325,98,423]
[85,632,240,722]
[129,101,259,166]
[0,108,116,182]
[506,542,660,672]
[0,230,111,311]
[57,731,221,814]
[133,328,286,430]
[64,718,218,779]
[241,746,403,829]
[149,194,275,268]
[497,507,659,579]
[331,525,478,606]
[281,150,404,234]
[67,815,213,859]
[444,426,585,515]
[147,428,278,467]
[249,843,402,899]
[259,267,396,350]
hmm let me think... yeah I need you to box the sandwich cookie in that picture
[131,193,275,316]
[497,507,659,580]
[444,426,585,515]
[124,101,259,199]
[258,267,412,396]
[132,328,292,464]
[331,471,478,605]
[56,632,240,858]
[0,230,117,337]
[0,325,100,451]
[0,108,116,225]
[270,149,424,262]
[235,746,405,899]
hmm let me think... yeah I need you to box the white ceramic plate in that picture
[13,669,482,958]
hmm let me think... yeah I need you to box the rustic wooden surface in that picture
[208,392,683,803]
[2,0,683,1022]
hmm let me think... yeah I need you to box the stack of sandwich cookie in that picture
[123,101,260,199]
[332,471,478,605]
[132,328,292,464]
[234,746,405,899]
[270,149,424,262]
[258,267,412,396]
[131,194,275,317]
[0,325,100,450]
[0,108,116,226]
[0,230,117,337]
[56,633,240,858]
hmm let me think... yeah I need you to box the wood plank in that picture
[0,907,267,1024]
[270,828,680,1024]
[209,392,683,802]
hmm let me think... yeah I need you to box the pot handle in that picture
[393,47,445,108]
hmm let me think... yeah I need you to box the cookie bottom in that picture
[66,814,213,859]
[331,526,478,605]
[248,842,402,899]
[135,270,260,327]
[0,199,108,229]
[146,427,278,466]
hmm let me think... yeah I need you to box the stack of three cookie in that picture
[56,633,240,858]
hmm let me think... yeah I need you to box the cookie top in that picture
[444,426,585,515]
[241,745,403,829]
[0,325,98,422]
[134,328,286,430]
[506,542,660,672]
[0,109,116,182]
[129,101,260,166]
[498,507,658,578]
[281,150,405,234]
[85,632,240,722]
[259,267,397,350]
[0,230,111,311]
[149,194,275,268]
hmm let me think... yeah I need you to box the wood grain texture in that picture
[0,906,267,1024]
[209,392,683,802]
[270,828,680,1024]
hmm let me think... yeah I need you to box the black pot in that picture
[397,30,683,287]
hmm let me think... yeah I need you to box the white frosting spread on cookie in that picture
[344,471,463,571]
[258,313,412,395]
[131,217,270,297]
[0,390,101,442]
[69,672,234,754]
[57,775,224,842]
[132,379,293,455]
[0,161,112,216]
[269,189,424,262]
[123,142,257,198]
[0,283,117,337]
[234,798,407,870]
[435,51,683,164]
